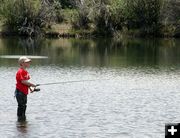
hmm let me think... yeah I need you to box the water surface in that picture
[0,37,180,138]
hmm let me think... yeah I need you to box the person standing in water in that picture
[15,56,36,121]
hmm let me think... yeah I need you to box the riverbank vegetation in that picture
[0,0,179,38]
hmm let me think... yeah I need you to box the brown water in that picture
[0,37,180,138]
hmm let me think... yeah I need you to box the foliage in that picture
[0,0,61,36]
[123,0,162,35]
[110,0,126,30]
[71,0,163,36]
[0,0,179,37]
[66,0,90,29]
[59,0,74,8]
[71,0,113,34]
[94,3,113,35]
[62,9,79,23]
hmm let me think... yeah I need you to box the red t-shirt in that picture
[16,68,30,95]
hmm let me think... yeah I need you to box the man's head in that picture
[18,56,31,68]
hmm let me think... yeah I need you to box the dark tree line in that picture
[0,0,179,37]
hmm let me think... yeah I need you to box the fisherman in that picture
[15,56,36,121]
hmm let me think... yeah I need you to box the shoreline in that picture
[0,22,179,39]
[0,28,179,39]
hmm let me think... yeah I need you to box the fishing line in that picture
[31,79,109,93]
[36,79,109,86]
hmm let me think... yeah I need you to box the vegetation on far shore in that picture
[0,0,179,38]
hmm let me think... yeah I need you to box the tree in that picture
[0,0,61,36]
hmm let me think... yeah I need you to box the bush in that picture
[94,4,113,36]
[61,9,79,24]
[160,0,180,37]
[124,0,162,35]
[71,0,113,35]
[0,0,61,36]
[71,0,92,29]
[110,0,127,30]
[59,0,74,8]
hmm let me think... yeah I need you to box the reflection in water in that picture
[0,37,180,67]
[16,120,28,134]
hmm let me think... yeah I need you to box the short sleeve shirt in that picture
[16,68,30,95]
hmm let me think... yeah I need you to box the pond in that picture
[0,37,180,138]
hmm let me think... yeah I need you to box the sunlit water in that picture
[0,38,180,138]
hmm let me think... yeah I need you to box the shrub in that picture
[0,0,61,36]
[71,0,92,29]
[124,0,162,35]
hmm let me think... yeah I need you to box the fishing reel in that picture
[33,88,41,92]
[30,86,40,93]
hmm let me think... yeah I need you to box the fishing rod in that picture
[30,79,109,93]
[36,79,108,86]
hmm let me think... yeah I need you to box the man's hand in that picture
[29,87,40,93]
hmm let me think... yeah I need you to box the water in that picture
[0,37,180,138]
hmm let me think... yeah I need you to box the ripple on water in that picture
[0,65,180,138]
[115,132,132,138]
